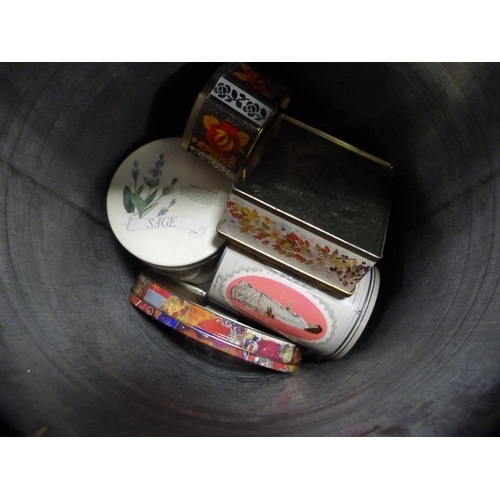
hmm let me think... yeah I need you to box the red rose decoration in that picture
[205,120,241,158]
[192,115,250,168]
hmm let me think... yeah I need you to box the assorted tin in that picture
[217,115,393,295]
[107,138,231,284]
[208,246,380,358]
[111,64,393,369]
[181,63,291,178]
[132,272,302,368]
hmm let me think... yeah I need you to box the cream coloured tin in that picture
[106,138,231,283]
[208,246,380,358]
[217,115,393,296]
[142,250,222,285]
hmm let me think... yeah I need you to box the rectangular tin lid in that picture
[233,115,393,259]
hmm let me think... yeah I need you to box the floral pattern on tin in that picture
[233,63,278,100]
[190,115,250,170]
[225,200,371,287]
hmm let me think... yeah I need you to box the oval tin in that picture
[208,246,381,358]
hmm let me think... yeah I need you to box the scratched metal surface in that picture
[234,115,393,257]
[1,62,500,436]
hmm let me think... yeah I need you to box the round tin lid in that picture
[107,138,231,269]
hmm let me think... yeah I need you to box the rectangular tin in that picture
[217,115,393,295]
[208,246,380,358]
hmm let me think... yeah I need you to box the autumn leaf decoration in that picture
[226,201,371,287]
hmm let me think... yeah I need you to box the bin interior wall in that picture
[1,63,500,436]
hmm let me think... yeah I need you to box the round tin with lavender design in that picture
[107,138,231,284]
[208,246,380,358]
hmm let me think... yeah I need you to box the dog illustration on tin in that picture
[230,280,322,334]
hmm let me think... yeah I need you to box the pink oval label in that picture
[225,275,327,340]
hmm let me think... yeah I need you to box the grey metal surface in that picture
[1,62,499,436]
[235,115,393,257]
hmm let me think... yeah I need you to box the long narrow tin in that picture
[181,63,291,178]
[208,246,380,358]
[217,115,393,295]
[132,272,302,366]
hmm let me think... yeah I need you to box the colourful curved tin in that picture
[129,294,298,373]
[132,272,301,366]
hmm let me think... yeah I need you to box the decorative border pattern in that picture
[210,76,272,125]
[215,269,335,346]
[221,197,375,294]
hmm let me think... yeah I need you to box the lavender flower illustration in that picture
[123,154,178,218]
